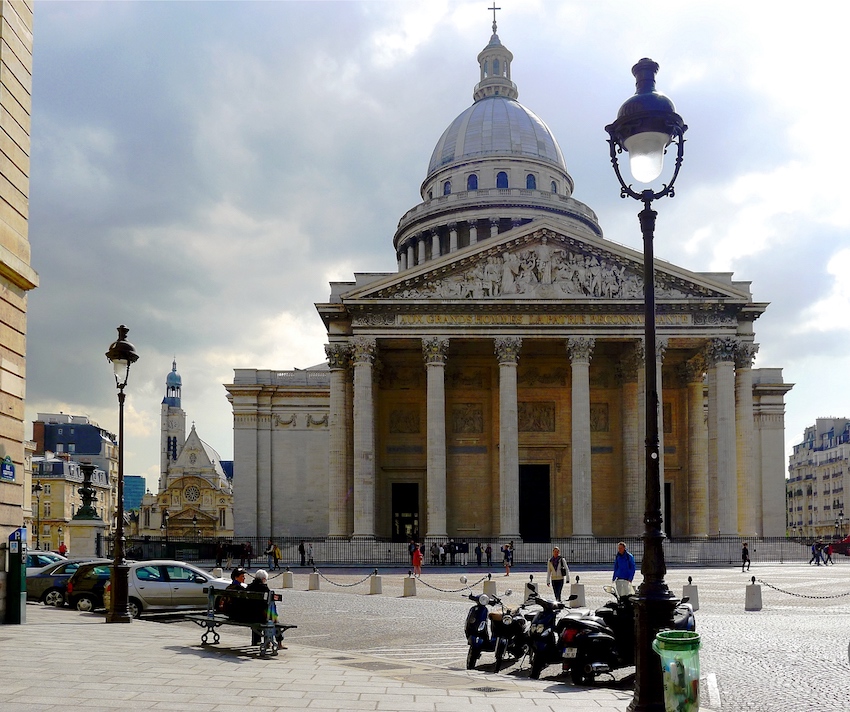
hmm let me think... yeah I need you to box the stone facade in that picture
[226,26,792,542]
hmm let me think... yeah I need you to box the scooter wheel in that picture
[466,646,481,670]
[570,656,591,686]
[493,638,507,672]
[529,650,545,679]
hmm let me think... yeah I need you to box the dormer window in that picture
[443,180,452,196]
[551,180,557,193]
[496,171,509,189]
[493,59,500,76]
[467,174,478,190]
[526,174,537,190]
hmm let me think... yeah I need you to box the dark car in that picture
[26,558,109,607]
[66,561,114,612]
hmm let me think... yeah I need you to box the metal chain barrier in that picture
[413,573,490,593]
[315,568,378,588]
[757,578,850,600]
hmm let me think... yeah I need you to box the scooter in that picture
[560,583,696,685]
[489,595,530,672]
[461,578,513,670]
[525,591,579,679]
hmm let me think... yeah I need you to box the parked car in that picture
[100,560,229,618]
[830,536,850,556]
[26,551,67,576]
[66,561,113,612]
[26,558,109,607]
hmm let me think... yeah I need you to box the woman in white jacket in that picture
[546,546,569,602]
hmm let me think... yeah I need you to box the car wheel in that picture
[75,594,96,612]
[128,598,142,619]
[42,588,65,607]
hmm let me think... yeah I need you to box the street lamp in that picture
[192,513,198,540]
[161,509,169,539]
[32,480,43,549]
[57,527,63,552]
[606,58,687,712]
[105,324,139,624]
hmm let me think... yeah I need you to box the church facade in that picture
[227,27,791,542]
[138,361,234,539]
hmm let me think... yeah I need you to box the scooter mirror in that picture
[459,575,468,584]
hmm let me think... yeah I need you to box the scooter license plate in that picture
[563,647,578,659]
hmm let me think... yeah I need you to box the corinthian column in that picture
[448,222,458,253]
[352,337,377,538]
[619,341,645,536]
[683,356,708,536]
[736,341,759,536]
[495,337,522,538]
[423,337,449,538]
[568,337,595,536]
[325,343,351,537]
[706,338,738,535]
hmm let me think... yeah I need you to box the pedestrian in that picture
[412,543,423,577]
[246,570,278,645]
[408,539,416,563]
[809,541,822,566]
[824,543,834,565]
[460,539,469,566]
[264,539,275,570]
[273,543,281,570]
[613,541,636,596]
[474,542,483,567]
[58,541,68,557]
[741,542,751,572]
[298,540,306,566]
[546,546,569,601]
[485,543,492,567]
[215,541,224,568]
[502,541,513,576]
[239,542,246,568]
[448,539,456,565]
[221,567,248,619]
[430,542,439,565]
[245,541,253,569]
[306,542,314,566]
[439,543,446,565]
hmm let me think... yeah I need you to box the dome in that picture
[427,96,567,179]
[166,359,182,388]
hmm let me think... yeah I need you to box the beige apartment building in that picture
[227,26,792,543]
[787,418,848,539]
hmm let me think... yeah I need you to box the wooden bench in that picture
[185,586,297,657]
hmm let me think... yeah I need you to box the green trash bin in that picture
[652,630,701,712]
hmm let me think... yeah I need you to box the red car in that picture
[830,536,850,556]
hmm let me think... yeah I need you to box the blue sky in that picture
[26,1,850,490]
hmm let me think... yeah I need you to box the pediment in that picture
[175,429,212,469]
[341,222,750,304]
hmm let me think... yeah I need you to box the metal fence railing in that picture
[109,535,822,568]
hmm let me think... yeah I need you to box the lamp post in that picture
[605,58,687,712]
[57,527,63,551]
[839,510,845,539]
[105,324,139,624]
[192,513,198,541]
[32,480,43,549]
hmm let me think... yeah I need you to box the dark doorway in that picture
[664,482,672,538]
[519,465,550,542]
[392,483,420,542]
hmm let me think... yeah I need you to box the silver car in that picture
[104,560,230,618]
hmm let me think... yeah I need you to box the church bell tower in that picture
[160,359,186,490]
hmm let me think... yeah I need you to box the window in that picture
[44,502,51,517]
[165,565,201,582]
[44,484,51,495]
[493,59,500,76]
[427,190,433,200]
[467,174,478,191]
[219,508,226,527]
[57,428,63,435]
[68,444,75,453]
[134,566,165,582]
[496,171,509,189]
[526,174,536,190]
[483,60,489,77]
[56,444,64,453]
[551,180,557,193]
[443,180,451,196]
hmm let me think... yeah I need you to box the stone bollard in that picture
[682,575,700,611]
[308,569,320,591]
[569,575,586,607]
[745,575,762,611]
[370,569,382,595]
[281,568,294,589]
[403,571,417,597]
[523,575,539,605]
[483,573,497,598]
[212,567,223,579]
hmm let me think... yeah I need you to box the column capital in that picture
[352,337,377,365]
[681,354,706,383]
[448,221,458,231]
[490,217,500,228]
[325,343,351,370]
[705,337,738,366]
[734,341,759,369]
[567,336,596,364]
[655,336,669,362]
[422,337,449,365]
[495,337,522,364]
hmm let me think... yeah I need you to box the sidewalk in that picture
[1,604,631,712]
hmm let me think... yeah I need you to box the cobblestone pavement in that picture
[3,562,849,711]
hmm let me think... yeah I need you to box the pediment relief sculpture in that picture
[375,238,726,302]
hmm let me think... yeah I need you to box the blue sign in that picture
[0,456,14,481]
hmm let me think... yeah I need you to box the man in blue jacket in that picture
[613,541,636,596]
